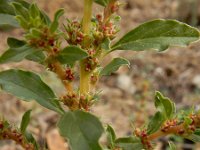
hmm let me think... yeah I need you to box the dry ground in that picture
[0,0,200,149]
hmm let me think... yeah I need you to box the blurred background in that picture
[0,0,200,149]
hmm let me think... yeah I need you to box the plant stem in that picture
[80,61,91,94]
[103,0,116,24]
[53,61,73,93]
[147,124,184,141]
[80,0,93,95]
[82,0,93,34]
[47,46,73,94]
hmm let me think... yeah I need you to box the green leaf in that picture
[15,15,29,29]
[56,46,88,65]
[58,110,104,150]
[100,58,130,76]
[0,0,30,29]
[155,91,176,119]
[185,134,200,142]
[0,14,19,27]
[168,142,177,150]
[185,129,200,142]
[112,19,200,52]
[25,131,39,150]
[13,0,30,9]
[0,0,29,16]
[7,37,25,47]
[106,125,116,148]
[40,10,51,25]
[12,2,29,20]
[0,45,39,64]
[0,69,63,114]
[101,38,111,51]
[29,3,40,18]
[0,38,45,63]
[20,109,31,134]
[115,136,144,150]
[194,129,200,135]
[25,51,45,63]
[30,28,42,38]
[184,117,193,126]
[50,8,64,33]
[0,0,15,15]
[93,0,110,7]
[147,111,165,134]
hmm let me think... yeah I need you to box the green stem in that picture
[80,61,91,94]
[80,0,93,95]
[82,0,93,34]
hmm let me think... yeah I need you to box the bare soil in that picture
[0,0,200,149]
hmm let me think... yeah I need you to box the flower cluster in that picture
[64,20,84,45]
[161,119,178,132]
[65,68,75,81]
[61,93,79,110]
[183,114,200,134]
[28,27,58,50]
[61,93,98,111]
[134,128,152,149]
[0,120,34,150]
[84,56,99,72]
[95,13,119,40]
[64,6,120,49]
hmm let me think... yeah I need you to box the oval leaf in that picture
[29,3,40,18]
[0,0,29,29]
[101,38,111,51]
[0,0,15,15]
[25,51,45,63]
[11,2,29,20]
[112,19,200,51]
[100,57,130,76]
[20,109,32,134]
[147,111,164,134]
[50,8,64,33]
[0,38,45,64]
[106,125,116,148]
[25,131,40,150]
[115,136,144,150]
[0,14,19,27]
[40,10,51,25]
[56,46,88,65]
[0,69,63,114]
[0,45,40,64]
[7,37,26,47]
[155,91,176,119]
[12,0,30,9]
[58,110,104,150]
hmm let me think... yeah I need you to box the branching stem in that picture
[147,124,184,141]
[147,114,200,141]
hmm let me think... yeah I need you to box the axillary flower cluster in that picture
[0,120,34,150]
[63,4,120,72]
[159,113,200,136]
[133,113,200,149]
